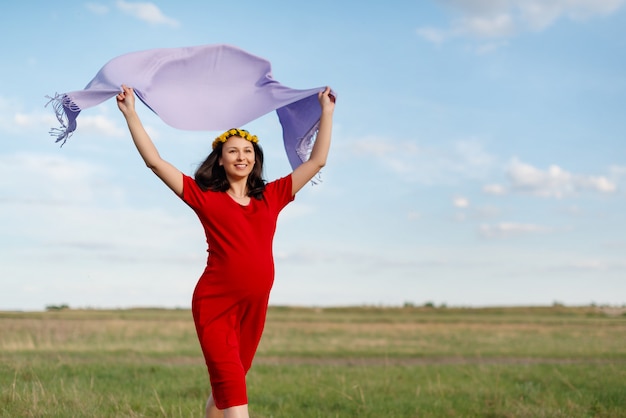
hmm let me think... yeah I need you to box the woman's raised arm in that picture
[117,85,183,197]
[290,86,335,195]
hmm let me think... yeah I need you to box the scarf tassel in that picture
[44,93,80,146]
[295,120,322,184]
[295,120,319,163]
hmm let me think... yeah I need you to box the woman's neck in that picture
[227,178,248,198]
[226,179,251,206]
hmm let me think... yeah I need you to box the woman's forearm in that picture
[308,110,333,168]
[123,110,163,170]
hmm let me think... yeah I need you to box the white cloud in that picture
[0,152,122,205]
[479,222,552,238]
[76,115,127,138]
[351,136,421,175]
[416,27,448,44]
[116,0,180,27]
[609,165,626,185]
[13,113,31,127]
[0,152,200,270]
[85,3,109,15]
[419,0,626,47]
[407,211,421,220]
[350,136,496,184]
[0,97,24,132]
[483,183,507,195]
[458,13,516,38]
[279,202,317,222]
[352,136,405,157]
[609,164,626,175]
[453,196,470,208]
[12,111,59,134]
[507,158,617,197]
[517,0,625,30]
[456,204,502,223]
[4,102,127,140]
[472,205,502,220]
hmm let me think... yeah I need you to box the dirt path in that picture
[66,354,624,367]
[254,356,624,366]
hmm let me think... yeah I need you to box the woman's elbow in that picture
[312,160,326,171]
[310,155,327,169]
[145,159,164,175]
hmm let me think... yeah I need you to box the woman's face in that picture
[219,136,256,180]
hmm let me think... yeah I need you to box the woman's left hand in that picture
[318,86,336,113]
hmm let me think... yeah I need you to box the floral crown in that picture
[212,128,259,149]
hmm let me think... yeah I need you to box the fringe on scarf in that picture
[44,93,80,146]
[296,120,322,184]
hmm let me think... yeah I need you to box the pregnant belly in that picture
[197,258,275,300]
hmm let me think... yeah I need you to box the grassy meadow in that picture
[0,305,625,417]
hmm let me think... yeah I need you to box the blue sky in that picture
[1,1,625,311]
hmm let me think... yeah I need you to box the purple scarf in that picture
[46,44,330,169]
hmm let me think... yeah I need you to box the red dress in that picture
[181,174,294,409]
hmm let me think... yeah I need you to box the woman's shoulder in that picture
[182,174,223,205]
[184,174,218,192]
[263,174,293,206]
[182,174,199,191]
[265,174,291,190]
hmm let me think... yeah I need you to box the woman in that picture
[116,84,335,418]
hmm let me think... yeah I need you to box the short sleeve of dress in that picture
[264,174,295,213]
[181,174,204,210]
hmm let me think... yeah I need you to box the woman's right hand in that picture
[116,84,136,116]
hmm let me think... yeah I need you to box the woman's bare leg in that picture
[205,393,223,418]
[224,405,249,418]
[205,394,249,418]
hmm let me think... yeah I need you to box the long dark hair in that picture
[194,141,266,199]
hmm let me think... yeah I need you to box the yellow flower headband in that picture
[212,128,259,149]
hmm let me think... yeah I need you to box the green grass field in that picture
[1,306,625,417]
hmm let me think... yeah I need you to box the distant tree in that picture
[45,304,70,311]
